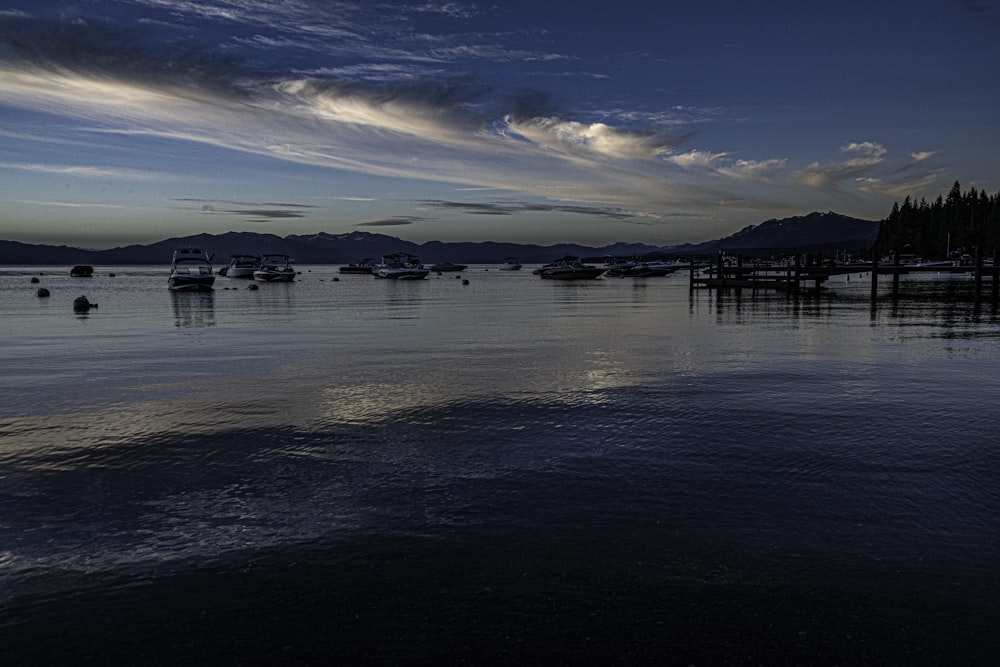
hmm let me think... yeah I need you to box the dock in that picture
[687,249,1000,304]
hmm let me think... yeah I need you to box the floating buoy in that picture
[332,277,340,281]
[462,279,470,285]
[36,288,50,297]
[247,283,259,290]
[30,277,40,283]
[73,295,96,312]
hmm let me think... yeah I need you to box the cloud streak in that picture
[1,0,988,246]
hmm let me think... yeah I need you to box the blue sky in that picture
[1,0,998,249]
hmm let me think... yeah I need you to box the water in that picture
[2,266,999,664]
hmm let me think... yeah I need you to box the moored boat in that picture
[70,265,94,277]
[219,255,260,278]
[339,258,376,274]
[537,256,605,280]
[372,253,430,280]
[253,255,296,282]
[168,248,216,291]
[427,261,467,272]
[499,258,522,270]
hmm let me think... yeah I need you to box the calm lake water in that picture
[2,265,999,664]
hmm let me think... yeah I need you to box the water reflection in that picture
[170,291,216,327]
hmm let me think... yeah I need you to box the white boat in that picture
[372,253,430,280]
[339,258,376,274]
[168,248,216,291]
[219,254,260,278]
[499,258,522,270]
[253,255,296,282]
[604,257,679,277]
[536,256,606,280]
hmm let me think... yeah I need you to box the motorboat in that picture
[253,255,296,282]
[499,258,522,270]
[604,258,679,277]
[536,256,606,280]
[339,258,376,274]
[70,265,94,277]
[219,254,260,278]
[168,248,216,291]
[372,253,430,280]
[426,261,467,272]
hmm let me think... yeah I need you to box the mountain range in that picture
[0,211,879,265]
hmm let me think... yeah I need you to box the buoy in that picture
[73,295,93,312]
[36,288,50,297]
[333,277,340,281]
[462,279,470,285]
[30,277,39,283]
[247,283,259,290]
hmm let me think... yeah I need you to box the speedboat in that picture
[499,258,522,270]
[219,254,260,278]
[168,248,216,291]
[253,255,296,282]
[605,258,679,277]
[339,258,376,274]
[537,256,605,280]
[372,253,430,280]
[426,261,467,272]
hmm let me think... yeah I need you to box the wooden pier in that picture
[688,250,1000,304]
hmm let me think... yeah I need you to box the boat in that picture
[339,258,376,274]
[219,254,260,278]
[427,261,467,272]
[372,253,430,280]
[70,265,94,277]
[168,248,216,291]
[604,257,679,277]
[253,255,296,282]
[536,256,606,280]
[499,258,522,270]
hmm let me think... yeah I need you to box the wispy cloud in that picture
[794,142,888,191]
[17,200,128,209]
[0,162,163,180]
[171,198,315,221]
[358,216,429,227]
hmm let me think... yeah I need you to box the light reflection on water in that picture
[1,265,999,661]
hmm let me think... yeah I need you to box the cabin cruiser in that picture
[339,258,376,274]
[168,248,216,291]
[372,253,430,280]
[536,256,606,280]
[499,258,522,270]
[219,254,260,278]
[253,255,296,282]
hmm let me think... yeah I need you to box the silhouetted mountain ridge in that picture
[0,212,879,265]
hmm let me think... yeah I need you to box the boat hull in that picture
[253,271,296,282]
[539,268,605,279]
[374,269,430,280]
[168,276,215,291]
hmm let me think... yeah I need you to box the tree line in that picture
[875,181,1000,261]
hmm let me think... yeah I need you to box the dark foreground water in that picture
[2,265,999,664]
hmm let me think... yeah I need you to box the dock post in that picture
[689,259,695,290]
[717,252,725,289]
[974,245,984,307]
[892,252,900,297]
[993,251,999,305]
[870,254,879,304]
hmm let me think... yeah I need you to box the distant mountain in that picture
[0,212,880,265]
[683,211,880,256]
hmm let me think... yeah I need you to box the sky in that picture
[1,1,999,249]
